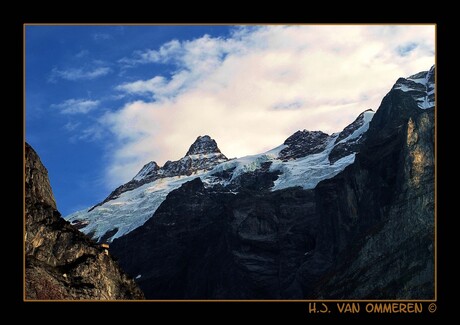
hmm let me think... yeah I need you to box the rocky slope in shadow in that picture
[110,68,434,299]
[310,86,434,298]
[25,143,144,300]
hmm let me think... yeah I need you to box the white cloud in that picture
[119,39,182,66]
[93,33,112,41]
[63,121,81,131]
[103,25,435,188]
[116,76,166,96]
[52,98,99,114]
[50,66,111,81]
[75,50,89,58]
[77,125,105,141]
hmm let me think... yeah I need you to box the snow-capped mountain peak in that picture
[158,135,228,179]
[66,110,375,244]
[335,109,374,144]
[133,161,160,181]
[393,65,435,109]
[71,135,228,235]
[328,109,374,164]
[84,135,227,215]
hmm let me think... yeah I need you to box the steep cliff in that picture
[311,75,434,298]
[25,143,144,300]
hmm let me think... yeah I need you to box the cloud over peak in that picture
[80,25,437,189]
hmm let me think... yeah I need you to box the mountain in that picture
[67,67,434,299]
[67,135,229,243]
[66,113,374,243]
[109,67,434,299]
[89,135,228,210]
[25,143,144,300]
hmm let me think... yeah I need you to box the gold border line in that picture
[23,23,437,303]
[434,23,438,302]
[23,23,27,302]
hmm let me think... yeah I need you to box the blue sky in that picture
[25,25,434,215]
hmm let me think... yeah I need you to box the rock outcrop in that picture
[25,143,144,300]
[279,130,330,161]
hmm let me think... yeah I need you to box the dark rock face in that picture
[312,89,434,299]
[112,177,317,299]
[25,143,144,300]
[186,135,221,155]
[279,130,330,161]
[90,135,228,211]
[111,67,435,299]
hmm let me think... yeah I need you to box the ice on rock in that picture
[393,66,435,110]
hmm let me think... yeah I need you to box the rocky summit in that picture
[66,67,435,300]
[186,135,222,156]
[25,143,144,300]
[279,130,330,161]
[86,135,228,214]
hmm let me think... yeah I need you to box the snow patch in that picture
[394,84,413,92]
[208,144,287,184]
[337,110,374,145]
[394,69,435,110]
[406,77,427,85]
[66,172,207,242]
[270,136,356,191]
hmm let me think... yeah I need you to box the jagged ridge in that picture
[67,110,375,243]
[67,67,435,247]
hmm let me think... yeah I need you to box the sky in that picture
[25,25,435,215]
